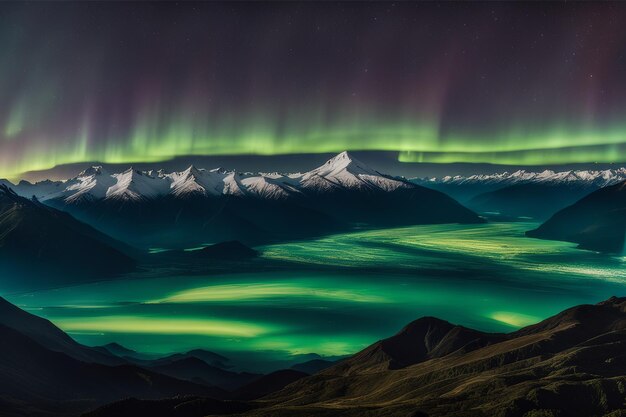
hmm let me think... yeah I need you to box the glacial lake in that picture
[6,222,626,368]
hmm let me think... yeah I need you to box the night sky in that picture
[2,1,626,179]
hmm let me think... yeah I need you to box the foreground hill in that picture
[0,297,307,416]
[5,152,482,248]
[86,296,626,417]
[0,322,226,417]
[527,180,626,253]
[0,301,224,417]
[246,296,626,416]
[0,297,122,366]
[0,185,135,288]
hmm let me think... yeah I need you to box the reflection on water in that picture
[5,222,626,361]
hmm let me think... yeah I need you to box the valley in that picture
[5,222,626,366]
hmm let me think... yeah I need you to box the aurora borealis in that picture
[2,2,626,179]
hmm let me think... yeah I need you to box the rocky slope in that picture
[245,296,626,416]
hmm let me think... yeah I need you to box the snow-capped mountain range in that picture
[1,152,411,203]
[411,167,626,219]
[0,151,485,249]
[414,168,626,188]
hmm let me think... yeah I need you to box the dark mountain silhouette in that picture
[0,185,135,288]
[82,396,254,417]
[149,357,260,390]
[150,349,230,368]
[233,369,309,400]
[290,359,336,374]
[0,323,221,417]
[468,182,598,219]
[0,296,122,366]
[527,180,626,252]
[189,240,258,260]
[94,342,139,359]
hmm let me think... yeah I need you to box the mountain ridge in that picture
[416,167,626,188]
[2,151,416,203]
[6,152,482,249]
[249,296,626,417]
[527,180,626,252]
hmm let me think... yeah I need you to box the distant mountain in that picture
[298,152,481,228]
[5,152,482,248]
[7,152,421,203]
[94,342,140,359]
[248,296,626,417]
[188,241,259,260]
[415,168,626,200]
[414,168,626,219]
[0,185,135,288]
[290,359,336,374]
[468,182,600,220]
[149,357,260,390]
[527,180,626,253]
[152,349,230,368]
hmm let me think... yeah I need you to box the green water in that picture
[6,222,626,363]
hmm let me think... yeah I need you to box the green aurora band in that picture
[4,2,626,179]
[3,111,626,180]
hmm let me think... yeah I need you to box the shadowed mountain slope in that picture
[189,240,259,260]
[232,369,309,400]
[527,180,626,253]
[468,182,599,219]
[0,323,221,417]
[0,185,134,287]
[0,296,123,366]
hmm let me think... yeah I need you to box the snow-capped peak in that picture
[78,166,106,177]
[240,175,296,199]
[317,151,375,175]
[300,151,409,192]
[64,166,116,203]
[14,151,416,202]
[105,168,170,201]
[169,165,225,197]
